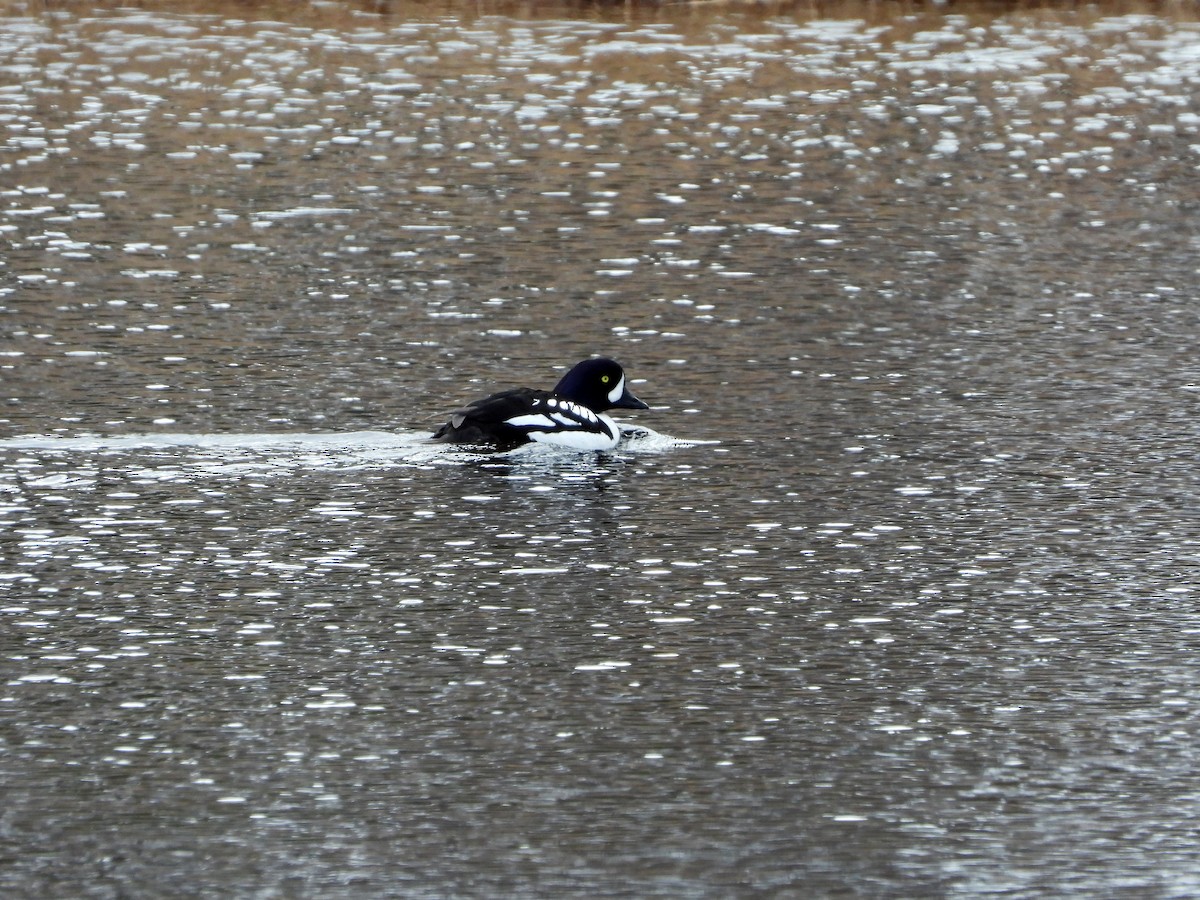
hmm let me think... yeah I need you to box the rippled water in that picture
[4,2,1200,896]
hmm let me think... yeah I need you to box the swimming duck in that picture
[432,357,649,451]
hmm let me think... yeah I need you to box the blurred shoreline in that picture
[5,0,1200,25]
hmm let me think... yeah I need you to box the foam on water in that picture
[0,427,702,481]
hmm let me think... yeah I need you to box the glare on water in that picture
[3,1,1200,896]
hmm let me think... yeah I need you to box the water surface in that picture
[3,2,1200,896]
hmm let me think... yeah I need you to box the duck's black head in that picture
[553,358,649,413]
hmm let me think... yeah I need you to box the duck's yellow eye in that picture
[601,375,610,383]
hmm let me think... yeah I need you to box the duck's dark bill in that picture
[613,388,649,410]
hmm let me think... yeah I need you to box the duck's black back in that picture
[432,388,541,449]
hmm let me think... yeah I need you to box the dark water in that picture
[4,2,1200,896]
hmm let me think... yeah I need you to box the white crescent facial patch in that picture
[607,375,625,405]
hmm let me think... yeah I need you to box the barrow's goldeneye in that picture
[432,357,649,451]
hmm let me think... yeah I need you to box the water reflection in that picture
[5,1,1200,897]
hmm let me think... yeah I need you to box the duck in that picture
[432,357,649,451]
